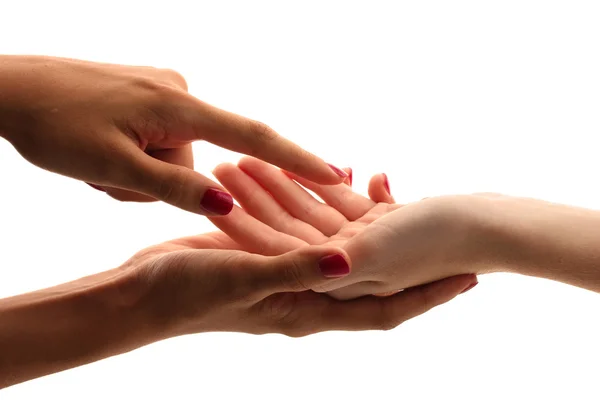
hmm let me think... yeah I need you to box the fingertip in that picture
[212,162,239,180]
[368,173,395,204]
[342,168,352,186]
[318,252,351,278]
[200,188,234,216]
[327,164,349,179]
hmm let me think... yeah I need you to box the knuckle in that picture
[280,259,310,292]
[260,294,303,335]
[249,120,278,144]
[151,166,189,204]
[161,68,189,91]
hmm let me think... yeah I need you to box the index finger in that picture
[179,95,348,185]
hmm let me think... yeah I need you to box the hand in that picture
[0,228,476,388]
[209,156,480,300]
[0,55,347,216]
[131,231,476,337]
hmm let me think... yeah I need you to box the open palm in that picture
[209,157,397,250]
[208,157,406,294]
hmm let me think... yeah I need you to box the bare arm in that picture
[0,235,475,388]
[481,195,600,292]
[0,268,155,388]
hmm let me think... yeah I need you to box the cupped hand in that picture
[0,55,347,216]
[127,228,477,337]
[209,156,480,301]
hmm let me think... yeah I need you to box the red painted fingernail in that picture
[346,168,353,186]
[200,188,233,215]
[87,183,105,192]
[460,281,478,294]
[382,173,391,195]
[328,164,349,178]
[318,254,350,278]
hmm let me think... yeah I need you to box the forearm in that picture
[0,55,49,142]
[0,267,159,388]
[484,197,600,292]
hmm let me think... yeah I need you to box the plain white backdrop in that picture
[2,0,600,398]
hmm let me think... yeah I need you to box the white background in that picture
[1,0,600,398]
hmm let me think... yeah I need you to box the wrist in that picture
[471,195,600,291]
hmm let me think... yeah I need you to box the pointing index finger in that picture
[184,96,347,184]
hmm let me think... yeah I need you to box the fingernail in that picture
[328,164,349,178]
[200,188,233,215]
[460,281,478,294]
[318,254,350,278]
[346,168,353,186]
[382,173,391,195]
[87,183,105,192]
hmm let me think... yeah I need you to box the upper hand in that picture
[0,55,347,216]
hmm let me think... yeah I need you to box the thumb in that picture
[128,154,234,216]
[255,246,352,296]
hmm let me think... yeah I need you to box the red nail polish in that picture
[318,254,350,278]
[382,173,390,195]
[460,281,478,294]
[87,183,105,192]
[328,164,349,178]
[200,188,233,215]
[345,168,353,186]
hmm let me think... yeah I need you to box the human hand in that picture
[209,157,481,300]
[0,55,347,216]
[0,229,476,389]
[128,231,477,337]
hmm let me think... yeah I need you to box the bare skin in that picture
[0,55,348,216]
[213,157,600,299]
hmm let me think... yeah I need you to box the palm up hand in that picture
[210,157,474,300]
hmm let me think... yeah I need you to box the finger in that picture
[86,183,106,192]
[236,157,347,236]
[167,231,242,251]
[310,274,477,333]
[147,144,195,169]
[342,168,352,187]
[253,246,352,297]
[212,163,327,243]
[89,145,196,203]
[173,95,347,184]
[368,173,395,204]
[123,152,234,216]
[283,170,376,221]
[209,206,307,256]
[105,188,157,202]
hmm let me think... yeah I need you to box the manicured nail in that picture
[460,281,478,294]
[382,173,391,195]
[87,183,105,192]
[328,164,349,178]
[318,254,350,278]
[344,168,353,186]
[200,188,233,215]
